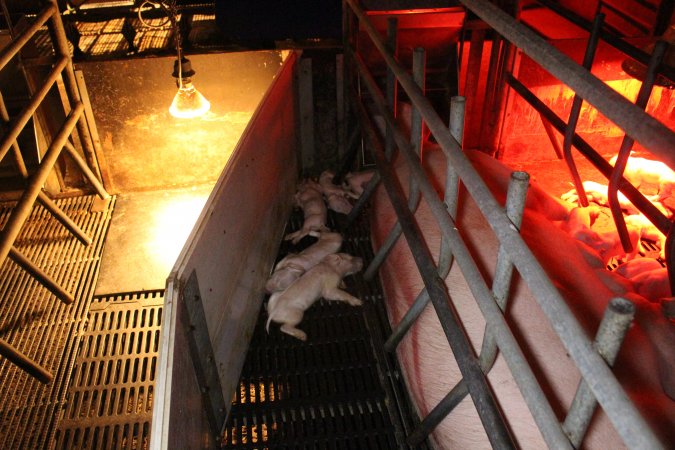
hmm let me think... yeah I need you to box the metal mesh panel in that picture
[54,290,164,450]
[0,195,116,449]
[222,210,426,449]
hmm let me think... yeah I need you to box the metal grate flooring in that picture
[54,290,164,450]
[0,195,115,449]
[222,211,426,449]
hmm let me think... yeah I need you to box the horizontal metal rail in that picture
[344,0,664,447]
[354,92,517,450]
[0,338,52,384]
[0,0,108,384]
[504,73,671,236]
[0,56,69,162]
[534,0,675,83]
[348,44,571,448]
[0,4,55,70]
[0,102,85,266]
[460,0,675,169]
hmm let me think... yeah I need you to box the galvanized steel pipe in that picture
[0,56,68,162]
[345,1,663,447]
[0,337,52,384]
[458,0,675,168]
[562,297,636,447]
[0,102,84,267]
[0,4,55,70]
[359,96,516,450]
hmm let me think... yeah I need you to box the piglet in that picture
[265,231,343,293]
[561,180,639,215]
[285,179,329,244]
[266,252,363,341]
[319,170,358,199]
[629,268,671,303]
[325,193,353,215]
[344,170,376,197]
[615,257,663,279]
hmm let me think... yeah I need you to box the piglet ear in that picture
[324,253,340,263]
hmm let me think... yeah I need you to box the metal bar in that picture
[47,0,102,183]
[0,56,68,163]
[37,192,92,245]
[1,90,93,244]
[0,5,55,70]
[0,337,52,384]
[608,40,667,253]
[344,170,381,228]
[75,70,113,193]
[463,28,485,148]
[8,247,74,304]
[0,91,28,177]
[535,0,675,83]
[561,13,605,208]
[563,297,635,447]
[384,95,466,353]
[457,0,675,168]
[333,123,362,185]
[345,2,662,446]
[385,18,398,160]
[0,102,84,267]
[181,271,228,440]
[505,73,671,236]
[357,95,517,450]
[479,33,501,150]
[352,64,574,446]
[63,141,110,199]
[407,170,530,446]
[540,115,563,159]
[364,48,425,281]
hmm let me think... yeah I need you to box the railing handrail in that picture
[344,0,665,448]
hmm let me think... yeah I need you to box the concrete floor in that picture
[90,51,284,295]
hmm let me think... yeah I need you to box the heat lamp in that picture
[140,0,211,118]
[169,57,210,119]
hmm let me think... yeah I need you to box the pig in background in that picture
[370,147,674,449]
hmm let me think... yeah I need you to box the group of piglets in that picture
[559,154,674,303]
[264,169,374,341]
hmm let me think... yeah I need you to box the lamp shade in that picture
[169,81,211,119]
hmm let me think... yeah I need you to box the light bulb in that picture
[169,81,210,119]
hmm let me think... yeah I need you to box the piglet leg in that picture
[323,287,363,306]
[280,324,308,341]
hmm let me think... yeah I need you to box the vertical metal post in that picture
[608,40,668,253]
[0,103,83,267]
[46,0,102,183]
[561,13,605,208]
[364,47,426,281]
[563,297,635,447]
[384,18,398,160]
[479,33,502,150]
[384,96,465,353]
[406,170,529,446]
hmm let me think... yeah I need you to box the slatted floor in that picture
[0,195,115,449]
[221,211,426,449]
[54,290,164,450]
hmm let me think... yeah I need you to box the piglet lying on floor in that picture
[285,179,329,244]
[266,252,363,341]
[344,170,376,197]
[265,231,343,293]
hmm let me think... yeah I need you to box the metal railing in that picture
[342,0,669,448]
[0,0,109,383]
